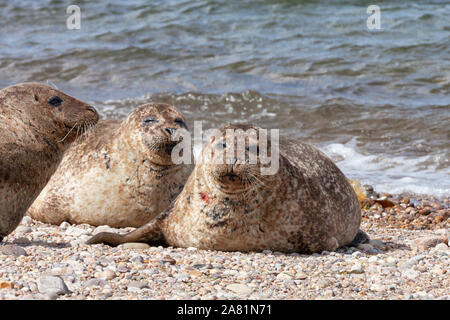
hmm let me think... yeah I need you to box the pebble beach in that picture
[0,194,448,300]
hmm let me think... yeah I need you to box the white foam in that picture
[320,139,450,197]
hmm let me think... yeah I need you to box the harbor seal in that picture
[0,82,99,241]
[28,103,193,228]
[87,123,363,253]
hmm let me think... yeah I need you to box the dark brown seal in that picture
[87,123,364,253]
[0,82,99,241]
[28,103,193,228]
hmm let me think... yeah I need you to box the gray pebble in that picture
[37,275,71,295]
[0,244,28,257]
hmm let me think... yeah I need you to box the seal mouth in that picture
[164,141,177,155]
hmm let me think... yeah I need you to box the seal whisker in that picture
[58,121,78,143]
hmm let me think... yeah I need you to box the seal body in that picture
[0,82,99,240]
[28,103,193,228]
[88,124,362,253]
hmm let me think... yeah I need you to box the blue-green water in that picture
[1,0,449,195]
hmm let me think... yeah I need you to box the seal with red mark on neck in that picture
[28,103,193,228]
[0,82,99,241]
[87,123,366,253]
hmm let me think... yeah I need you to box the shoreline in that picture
[0,191,448,300]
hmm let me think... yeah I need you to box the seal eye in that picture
[174,118,187,129]
[143,116,158,125]
[48,96,62,107]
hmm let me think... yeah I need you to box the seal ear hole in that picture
[34,95,39,102]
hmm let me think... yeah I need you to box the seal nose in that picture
[86,105,98,117]
[165,127,177,137]
[86,105,96,113]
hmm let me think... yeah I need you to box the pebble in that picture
[65,226,91,237]
[86,278,107,287]
[0,244,28,257]
[226,284,253,295]
[128,281,148,289]
[95,269,116,280]
[350,263,364,273]
[276,273,292,281]
[434,243,448,251]
[59,222,70,230]
[36,275,71,295]
[119,243,150,250]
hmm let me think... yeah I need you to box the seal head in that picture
[28,103,192,228]
[0,82,99,239]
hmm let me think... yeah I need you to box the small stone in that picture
[95,269,116,280]
[161,256,176,265]
[92,225,116,235]
[45,291,59,300]
[276,273,292,281]
[86,278,107,287]
[434,243,448,251]
[37,275,71,295]
[368,256,378,263]
[357,244,374,251]
[15,226,32,234]
[119,243,150,249]
[316,279,332,288]
[386,257,398,264]
[431,267,444,275]
[116,265,130,273]
[370,283,386,292]
[65,226,90,237]
[0,244,28,257]
[226,284,253,295]
[130,255,144,264]
[0,281,14,289]
[12,237,31,245]
[174,273,191,281]
[21,216,33,225]
[59,222,70,230]
[294,272,308,280]
[128,281,148,289]
[402,269,420,280]
[350,263,364,273]
[415,236,445,250]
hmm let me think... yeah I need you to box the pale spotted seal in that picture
[28,103,193,228]
[87,123,364,253]
[0,82,99,241]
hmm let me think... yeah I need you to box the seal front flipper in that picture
[348,229,370,247]
[86,207,171,247]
